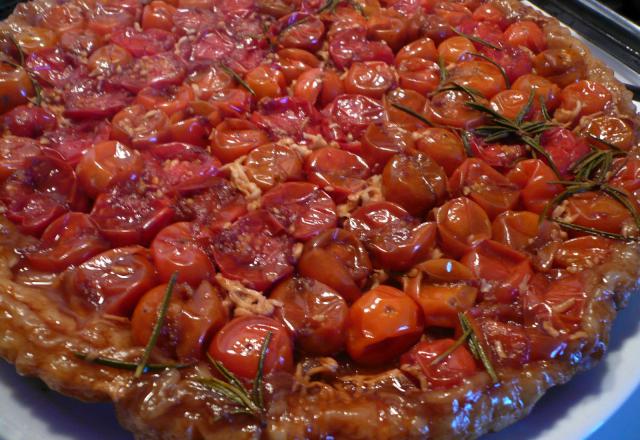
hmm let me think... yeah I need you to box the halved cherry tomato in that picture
[564,191,631,234]
[26,46,82,86]
[466,315,530,367]
[212,210,295,290]
[491,211,541,251]
[88,3,137,35]
[176,178,247,228]
[90,185,175,246]
[208,315,293,379]
[0,63,34,114]
[449,60,507,99]
[0,136,41,181]
[271,276,348,355]
[135,84,195,116]
[437,36,475,64]
[110,26,176,58]
[2,105,56,138]
[366,11,409,52]
[506,159,562,214]
[511,73,561,111]
[329,28,394,70]
[449,158,520,218]
[25,213,109,272]
[344,61,397,99]
[276,13,325,52]
[583,116,634,151]
[401,339,477,389]
[610,157,640,193]
[425,89,486,128]
[244,144,303,190]
[142,0,177,31]
[555,80,612,124]
[472,3,507,29]
[44,121,111,166]
[261,182,337,240]
[361,122,414,172]
[382,153,447,216]
[188,66,234,100]
[170,117,210,146]
[111,105,171,149]
[12,26,58,55]
[298,228,372,303]
[87,44,133,76]
[345,201,436,270]
[504,20,546,53]
[397,57,441,95]
[245,64,287,100]
[210,119,270,163]
[305,147,371,202]
[384,88,429,130]
[251,97,321,142]
[151,222,215,286]
[64,79,132,121]
[411,128,466,175]
[322,94,386,145]
[346,285,424,365]
[532,47,586,88]
[150,142,220,191]
[435,196,492,258]
[277,48,322,84]
[490,89,537,121]
[554,236,612,270]
[108,52,187,94]
[132,281,228,362]
[396,37,437,64]
[40,3,86,34]
[76,141,143,197]
[68,246,157,316]
[526,273,587,334]
[539,128,590,176]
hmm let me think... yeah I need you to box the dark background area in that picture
[601,0,640,22]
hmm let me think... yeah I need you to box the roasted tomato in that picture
[435,196,492,258]
[305,147,371,202]
[411,128,466,175]
[401,339,477,388]
[0,63,34,114]
[532,47,586,88]
[347,285,424,365]
[76,141,143,197]
[244,143,304,191]
[583,116,635,151]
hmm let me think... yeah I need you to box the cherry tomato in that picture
[322,94,386,145]
[44,121,111,166]
[346,285,424,365]
[411,128,466,176]
[150,141,220,190]
[0,63,34,114]
[329,28,394,70]
[87,44,133,76]
[170,117,211,147]
[397,57,441,95]
[188,66,234,100]
[401,339,477,389]
[108,52,187,94]
[40,3,86,34]
[425,90,486,128]
[298,228,372,303]
[2,105,56,138]
[12,27,58,55]
[490,89,538,121]
[208,315,293,379]
[466,316,530,367]
[564,191,631,234]
[345,201,437,270]
[448,60,507,99]
[243,144,303,191]
[25,213,109,272]
[472,3,507,29]
[532,48,586,88]
[504,20,546,53]
[384,88,429,131]
[150,222,215,287]
[63,79,132,121]
[251,96,321,142]
[610,157,640,193]
[554,236,612,270]
[583,116,634,151]
[449,158,520,218]
[90,185,175,246]
[506,159,562,214]
[435,196,492,258]
[135,84,195,117]
[396,37,437,64]
[305,147,371,202]
[245,64,287,100]
[361,122,414,172]
[437,36,475,64]
[526,273,587,334]
[212,210,295,290]
[477,45,532,84]
[142,0,177,31]
[111,105,171,149]
[366,12,409,52]
[277,13,325,51]
[68,246,157,316]
[59,28,102,58]
[539,128,590,176]
[381,153,447,217]
[132,281,228,362]
[511,73,561,111]
[76,141,143,197]
[88,3,137,35]
[176,178,247,229]
[271,276,348,355]
[277,48,322,84]
[491,211,543,251]
[0,136,41,181]
[210,119,270,163]
[343,61,396,99]
[110,26,176,58]
[261,182,337,240]
[555,80,612,124]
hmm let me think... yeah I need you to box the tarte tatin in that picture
[0,0,638,438]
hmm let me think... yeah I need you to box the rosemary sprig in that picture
[317,0,340,14]
[450,27,502,51]
[135,273,178,378]
[552,220,637,241]
[219,63,256,97]
[437,56,448,82]
[467,52,510,88]
[74,353,191,372]
[461,130,474,157]
[459,313,499,384]
[348,0,366,15]
[278,15,311,37]
[539,96,552,121]
[437,82,482,101]
[390,102,434,127]
[585,134,625,152]
[429,327,472,367]
[198,332,273,417]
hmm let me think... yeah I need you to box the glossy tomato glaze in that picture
[0,0,639,439]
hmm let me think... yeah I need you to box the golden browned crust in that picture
[0,1,639,439]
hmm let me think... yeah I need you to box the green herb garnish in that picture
[459,313,499,384]
[450,27,502,51]
[390,102,434,127]
[437,82,482,101]
[429,327,472,367]
[437,56,448,82]
[74,353,191,373]
[467,52,510,88]
[219,63,256,97]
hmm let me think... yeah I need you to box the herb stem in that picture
[430,329,472,367]
[459,313,499,384]
[390,102,434,126]
[219,63,256,97]
[74,353,190,372]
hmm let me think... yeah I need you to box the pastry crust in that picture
[0,1,639,439]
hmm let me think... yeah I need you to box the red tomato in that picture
[583,116,635,151]
[448,60,507,99]
[298,228,372,303]
[110,26,176,58]
[437,36,475,64]
[12,26,58,55]
[479,45,532,84]
[396,37,437,64]
[610,157,640,193]
[188,65,234,100]
[44,121,111,165]
[271,276,348,355]
[511,74,561,111]
[244,144,303,191]
[532,48,586,88]
[277,48,323,84]
[147,142,221,192]
[345,201,437,270]
[111,105,171,149]
[526,273,587,334]
[381,153,447,217]
[208,315,293,379]
[449,158,520,218]
[361,122,414,172]
[108,52,187,94]
[26,47,82,88]
[41,3,86,34]
[491,211,541,251]
[245,64,287,100]
[68,246,157,316]
[397,57,441,95]
[506,159,562,214]
[539,128,590,176]
[87,44,133,77]
[436,196,492,258]
[322,94,386,145]
[2,106,56,139]
[210,119,270,163]
[132,281,228,362]
[76,141,143,197]
[90,185,175,246]
[554,236,612,270]
[425,90,486,128]
[467,316,531,367]
[366,11,409,52]
[504,20,546,53]
[176,178,247,229]
[151,222,215,286]
[329,28,394,70]
[555,80,612,124]
[64,79,132,121]
[261,182,337,240]
[88,3,137,35]
[472,3,508,29]
[305,147,371,202]
[250,97,321,142]
[0,136,41,181]
[135,84,195,116]
[276,13,325,52]
[344,61,397,99]
[25,213,109,272]
[212,210,295,290]
[142,1,177,31]
[564,191,631,234]
[170,117,211,147]
[411,128,466,175]
[490,89,538,121]
[384,88,430,131]
[401,339,477,388]
[346,285,424,365]
[0,63,34,114]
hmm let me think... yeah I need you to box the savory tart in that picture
[0,0,638,438]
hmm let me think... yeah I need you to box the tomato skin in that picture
[276,13,325,52]
[0,64,34,114]
[305,147,371,202]
[532,48,586,88]
[436,196,492,258]
[437,36,475,64]
[410,129,464,176]
[329,28,394,70]
[345,202,437,271]
[553,236,612,270]
[344,61,397,99]
[564,191,631,235]
[472,3,507,29]
[135,84,195,117]
[448,60,507,99]
[88,44,133,77]
[425,90,486,129]
[491,211,541,252]
[489,89,537,121]
[151,222,215,287]
[401,339,477,389]
[361,122,414,172]
[12,26,58,55]
[261,182,337,240]
[467,316,531,367]
[366,11,409,52]
[132,281,228,362]
[110,26,176,58]
[539,128,590,177]
[506,159,562,214]
[0,136,41,181]
[170,117,210,147]
[245,64,287,100]
[396,37,437,64]
[384,88,429,131]
[68,246,157,316]
[25,213,110,272]
[346,285,424,365]
[76,141,143,197]
[212,210,295,291]
[111,105,171,149]
[396,57,441,95]
[555,80,612,124]
[322,94,386,145]
[277,48,322,84]
[503,20,546,53]
[210,119,270,164]
[298,228,372,303]
[583,116,634,151]
[244,144,303,191]
[381,153,447,217]
[3,105,56,138]
[208,315,294,379]
[511,74,561,111]
[142,1,177,31]
[41,3,86,34]
[270,276,348,356]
